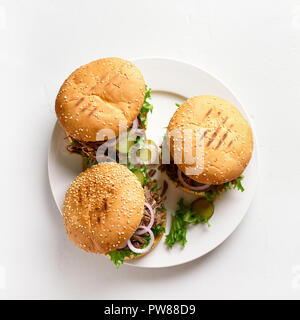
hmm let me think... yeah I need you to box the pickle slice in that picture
[191,198,214,220]
[116,138,135,154]
[138,148,151,162]
[137,140,158,163]
[132,170,145,186]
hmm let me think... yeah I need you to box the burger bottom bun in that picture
[177,183,207,197]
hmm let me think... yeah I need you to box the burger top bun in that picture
[55,57,145,141]
[63,162,145,254]
[167,95,253,185]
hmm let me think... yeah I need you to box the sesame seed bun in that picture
[55,57,145,142]
[167,95,253,185]
[62,162,145,254]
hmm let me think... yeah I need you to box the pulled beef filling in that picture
[67,137,123,169]
[67,137,105,163]
[159,159,228,194]
[66,115,145,165]
[124,183,166,250]
[159,159,208,187]
[141,184,165,227]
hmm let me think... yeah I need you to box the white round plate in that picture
[48,58,258,268]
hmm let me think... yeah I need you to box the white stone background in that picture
[0,0,299,299]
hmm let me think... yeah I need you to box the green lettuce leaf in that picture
[108,250,136,269]
[165,198,211,249]
[138,85,153,128]
[204,176,245,201]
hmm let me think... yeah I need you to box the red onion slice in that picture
[132,118,139,131]
[134,202,155,235]
[133,128,147,140]
[127,228,155,254]
[177,169,211,191]
[127,118,140,138]
[129,116,146,138]
[134,225,151,236]
[144,202,155,229]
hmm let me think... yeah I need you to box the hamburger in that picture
[160,95,253,200]
[63,162,166,268]
[55,57,153,169]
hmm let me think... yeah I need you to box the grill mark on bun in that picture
[203,108,213,120]
[228,140,233,147]
[223,116,228,124]
[88,108,96,117]
[222,132,228,142]
[75,97,84,107]
[207,138,215,147]
[199,130,206,142]
[215,131,229,149]
[207,127,221,147]
[215,140,222,149]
